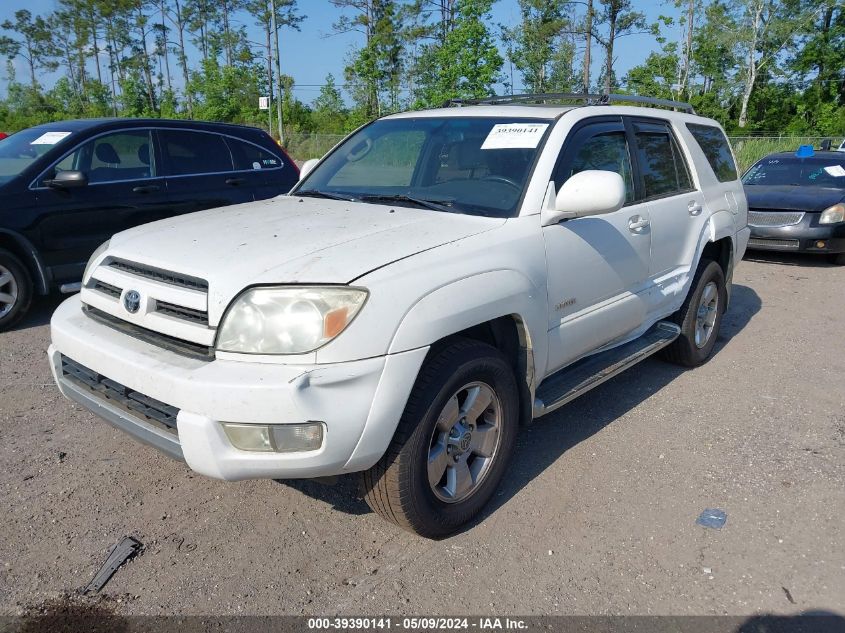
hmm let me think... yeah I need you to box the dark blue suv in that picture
[0,118,299,329]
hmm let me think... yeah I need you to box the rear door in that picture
[628,118,706,285]
[158,129,255,215]
[33,128,170,283]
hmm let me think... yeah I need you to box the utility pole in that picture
[583,0,593,93]
[265,20,274,137]
[270,0,284,145]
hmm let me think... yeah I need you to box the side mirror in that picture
[541,170,626,226]
[44,170,88,189]
[298,158,320,182]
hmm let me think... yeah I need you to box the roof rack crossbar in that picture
[445,93,695,114]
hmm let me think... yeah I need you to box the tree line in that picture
[0,0,842,144]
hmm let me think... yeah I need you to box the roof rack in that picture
[444,93,696,114]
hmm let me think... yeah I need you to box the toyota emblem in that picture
[123,290,141,314]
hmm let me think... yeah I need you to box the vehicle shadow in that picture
[8,292,65,332]
[737,610,845,633]
[468,282,761,534]
[744,250,838,268]
[270,283,762,532]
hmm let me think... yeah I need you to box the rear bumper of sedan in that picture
[747,211,845,254]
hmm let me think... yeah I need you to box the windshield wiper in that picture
[358,194,456,214]
[296,189,356,202]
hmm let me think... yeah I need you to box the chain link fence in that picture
[284,132,845,173]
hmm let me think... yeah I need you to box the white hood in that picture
[107,196,504,323]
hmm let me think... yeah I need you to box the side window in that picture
[557,128,635,204]
[686,123,738,182]
[47,130,156,185]
[634,123,693,198]
[226,137,285,171]
[160,130,234,176]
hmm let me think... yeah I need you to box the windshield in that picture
[296,116,551,217]
[0,128,74,185]
[743,156,845,188]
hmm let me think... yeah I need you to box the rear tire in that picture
[0,248,33,332]
[361,339,519,538]
[661,259,726,367]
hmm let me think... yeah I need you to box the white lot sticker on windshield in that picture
[823,164,845,177]
[30,131,72,145]
[481,123,549,150]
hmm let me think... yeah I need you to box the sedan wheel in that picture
[0,263,18,318]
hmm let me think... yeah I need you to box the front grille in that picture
[92,280,121,299]
[108,259,208,291]
[748,237,800,249]
[61,355,179,432]
[84,306,215,361]
[748,210,805,227]
[155,301,209,325]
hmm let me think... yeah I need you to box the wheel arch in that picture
[699,212,736,309]
[0,230,50,295]
[388,270,546,427]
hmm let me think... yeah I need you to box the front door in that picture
[33,129,171,283]
[543,117,652,375]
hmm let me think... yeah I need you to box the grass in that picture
[728,136,844,172]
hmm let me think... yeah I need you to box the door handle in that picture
[628,215,650,232]
[688,201,703,216]
[225,177,246,186]
[132,185,160,194]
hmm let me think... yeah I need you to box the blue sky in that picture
[0,0,680,103]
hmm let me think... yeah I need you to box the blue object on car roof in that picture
[795,144,815,158]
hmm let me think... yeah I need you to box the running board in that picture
[533,321,680,418]
[60,282,82,294]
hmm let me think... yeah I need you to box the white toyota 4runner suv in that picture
[49,95,750,538]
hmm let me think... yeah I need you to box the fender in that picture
[0,229,50,294]
[705,209,736,244]
[388,268,549,384]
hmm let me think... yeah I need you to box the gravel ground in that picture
[0,251,843,618]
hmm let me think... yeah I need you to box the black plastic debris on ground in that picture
[82,537,143,594]
[696,508,727,529]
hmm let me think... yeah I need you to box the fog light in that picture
[816,240,826,249]
[222,422,324,453]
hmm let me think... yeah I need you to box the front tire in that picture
[832,253,845,266]
[661,259,726,367]
[361,339,519,538]
[0,249,33,332]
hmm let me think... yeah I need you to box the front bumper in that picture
[49,295,428,481]
[748,214,845,254]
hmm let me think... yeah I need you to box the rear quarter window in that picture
[686,123,738,182]
[226,137,285,171]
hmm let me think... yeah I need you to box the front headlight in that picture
[216,286,368,354]
[82,240,110,283]
[820,203,845,224]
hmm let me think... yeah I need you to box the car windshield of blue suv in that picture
[295,116,552,218]
[0,129,74,184]
[743,156,845,189]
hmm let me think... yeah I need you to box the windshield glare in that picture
[297,117,551,217]
[743,156,845,188]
